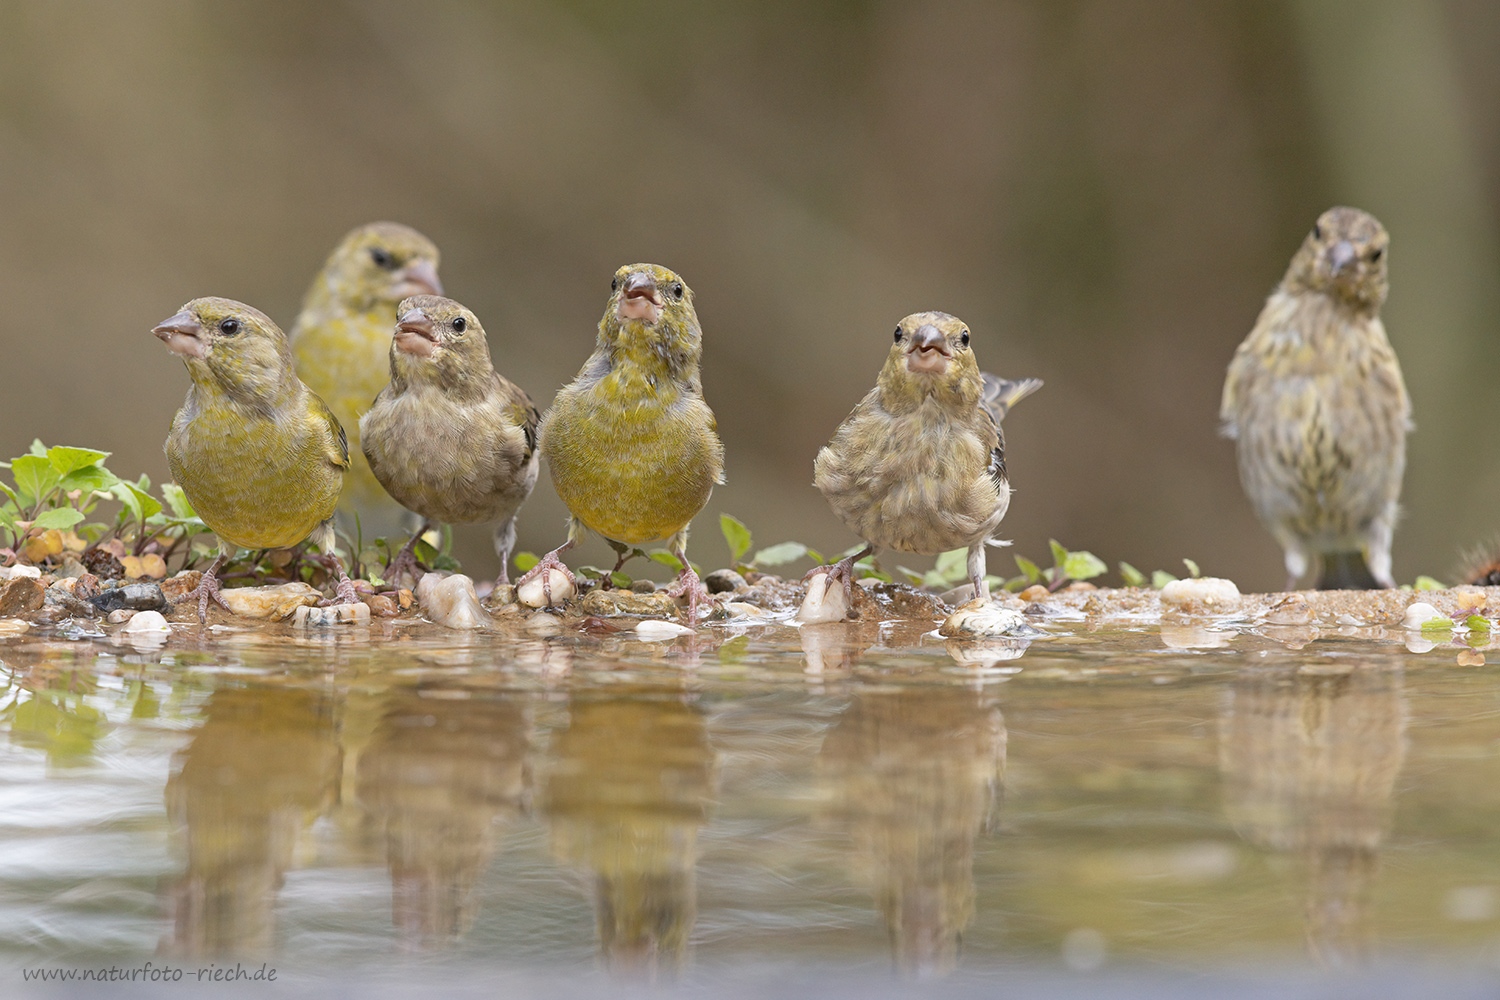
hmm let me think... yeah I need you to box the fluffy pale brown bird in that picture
[814,311,1041,606]
[1221,206,1410,590]
[359,295,540,588]
[290,222,443,541]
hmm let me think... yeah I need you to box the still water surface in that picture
[2,610,1498,991]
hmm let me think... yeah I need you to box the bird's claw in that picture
[517,548,577,607]
[666,565,714,626]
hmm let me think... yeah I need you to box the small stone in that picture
[72,573,101,601]
[218,582,320,620]
[488,584,518,607]
[49,577,78,594]
[1160,577,1241,611]
[517,568,575,608]
[396,588,414,611]
[87,581,170,614]
[291,602,372,627]
[106,609,135,624]
[721,601,773,620]
[0,618,31,635]
[1402,602,1450,629]
[0,564,42,581]
[629,579,659,594]
[159,571,204,603]
[580,588,680,618]
[703,569,747,594]
[55,558,86,579]
[0,577,46,616]
[81,547,124,580]
[796,570,848,624]
[635,619,694,639]
[1265,594,1313,625]
[416,573,490,629]
[44,588,100,618]
[120,610,170,635]
[366,594,398,617]
[1065,581,1098,592]
[1018,584,1050,602]
[939,599,1036,638]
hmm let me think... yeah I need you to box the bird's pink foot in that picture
[383,537,425,590]
[192,557,233,624]
[666,564,714,625]
[316,554,361,606]
[516,545,577,606]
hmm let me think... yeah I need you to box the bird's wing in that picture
[309,390,350,471]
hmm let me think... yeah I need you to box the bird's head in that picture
[598,263,702,372]
[390,295,494,390]
[878,311,982,411]
[1287,206,1389,313]
[154,297,294,403]
[319,221,442,313]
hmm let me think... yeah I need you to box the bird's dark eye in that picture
[1312,223,1323,241]
[369,247,396,270]
[671,283,685,300]
[611,277,619,292]
[451,316,467,333]
[1369,246,1384,262]
[960,330,970,347]
[218,319,240,336]
[893,327,902,343]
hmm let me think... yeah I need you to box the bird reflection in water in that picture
[164,688,339,957]
[1219,662,1407,966]
[818,686,1006,977]
[543,689,716,979]
[355,690,531,949]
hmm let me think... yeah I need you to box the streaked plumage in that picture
[1220,206,1409,590]
[290,222,442,538]
[156,297,356,620]
[360,295,540,587]
[815,311,1040,603]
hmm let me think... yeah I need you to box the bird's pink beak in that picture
[394,259,443,299]
[616,272,664,325]
[394,308,438,357]
[904,323,951,375]
[152,311,207,359]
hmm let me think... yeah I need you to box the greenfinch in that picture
[359,295,540,587]
[1220,206,1409,590]
[155,297,358,621]
[814,311,1041,605]
[522,264,724,623]
[289,222,443,540]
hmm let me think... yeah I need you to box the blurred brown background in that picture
[2,0,1497,591]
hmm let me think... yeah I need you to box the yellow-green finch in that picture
[1220,206,1409,590]
[359,295,540,587]
[523,264,724,623]
[814,311,1040,604]
[290,222,442,539]
[155,297,358,621]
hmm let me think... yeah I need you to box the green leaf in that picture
[649,549,685,572]
[752,541,808,567]
[1014,555,1042,584]
[720,513,752,564]
[1465,614,1490,633]
[609,571,633,589]
[10,455,59,507]
[576,566,604,580]
[110,481,162,523]
[27,439,47,457]
[1048,538,1069,568]
[1151,570,1178,589]
[933,548,968,584]
[514,551,539,573]
[1182,558,1201,579]
[1414,575,1444,591]
[46,446,109,476]
[32,507,85,531]
[806,548,824,565]
[1420,615,1455,632]
[161,483,197,519]
[1061,549,1107,582]
[59,466,117,495]
[1119,561,1146,587]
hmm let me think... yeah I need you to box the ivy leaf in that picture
[1048,538,1069,568]
[1014,555,1042,584]
[111,481,162,523]
[59,466,117,495]
[1151,570,1178,589]
[1118,562,1146,587]
[32,507,85,531]
[649,549,684,572]
[46,446,110,477]
[1414,575,1444,591]
[752,542,808,567]
[1061,549,1107,582]
[161,483,197,519]
[720,513,752,564]
[609,571,633,589]
[933,547,968,585]
[1182,558,1201,579]
[513,552,539,573]
[9,456,59,507]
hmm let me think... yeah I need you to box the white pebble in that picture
[635,619,694,639]
[120,610,170,635]
[416,574,490,629]
[796,571,848,624]
[0,565,41,580]
[1160,577,1241,610]
[939,599,1032,638]
[1402,602,1452,629]
[291,602,372,628]
[517,568,575,608]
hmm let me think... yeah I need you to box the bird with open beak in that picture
[520,263,725,623]
[813,311,1041,610]
[155,297,358,621]
[1221,206,1410,590]
[290,222,444,540]
[359,295,540,590]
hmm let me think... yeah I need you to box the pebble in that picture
[0,618,30,635]
[87,582,170,614]
[517,568,574,609]
[366,593,398,617]
[0,565,42,580]
[796,570,848,624]
[703,569,747,594]
[939,599,1035,638]
[1265,594,1314,625]
[488,584,518,606]
[635,619,694,639]
[159,571,204,603]
[291,602,372,627]
[120,610,171,635]
[0,577,46,616]
[44,587,100,619]
[1402,602,1451,629]
[106,609,135,624]
[581,588,680,618]
[416,573,490,629]
[218,583,319,620]
[629,579,659,594]
[1160,577,1241,611]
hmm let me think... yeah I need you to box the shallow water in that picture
[3,606,1500,993]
